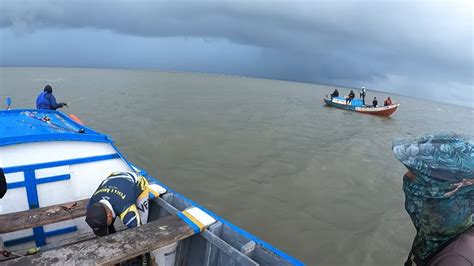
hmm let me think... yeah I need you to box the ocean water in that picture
[1,67,473,265]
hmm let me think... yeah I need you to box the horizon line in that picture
[0,65,472,109]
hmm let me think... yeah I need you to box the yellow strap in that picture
[138,175,149,190]
[148,189,160,198]
[182,210,205,232]
[137,189,149,201]
[120,204,141,225]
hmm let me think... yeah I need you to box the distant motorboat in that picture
[324,96,399,117]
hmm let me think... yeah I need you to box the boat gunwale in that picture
[139,171,304,265]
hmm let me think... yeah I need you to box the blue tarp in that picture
[0,109,111,146]
[392,133,474,261]
[349,99,364,107]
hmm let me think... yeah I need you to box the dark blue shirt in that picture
[36,92,62,110]
[88,172,149,228]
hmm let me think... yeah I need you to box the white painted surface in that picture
[35,166,70,179]
[356,103,400,112]
[0,141,118,168]
[0,140,134,249]
[37,180,76,207]
[148,184,167,195]
[0,186,29,215]
[4,172,24,183]
[69,158,132,199]
[152,242,178,266]
[185,207,216,227]
[332,98,348,105]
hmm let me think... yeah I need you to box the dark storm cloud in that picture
[1,0,472,106]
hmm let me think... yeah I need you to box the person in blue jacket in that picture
[85,172,161,237]
[35,85,67,110]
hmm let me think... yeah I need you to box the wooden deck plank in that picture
[5,215,195,265]
[0,199,89,234]
[0,232,98,261]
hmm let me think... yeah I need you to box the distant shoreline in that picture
[0,66,472,109]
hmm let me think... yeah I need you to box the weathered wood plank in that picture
[5,215,195,266]
[0,224,129,262]
[0,199,89,234]
[0,232,98,261]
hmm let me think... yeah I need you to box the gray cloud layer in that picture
[1,0,473,106]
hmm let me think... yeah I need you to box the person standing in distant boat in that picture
[36,85,67,110]
[384,97,393,106]
[372,97,378,107]
[360,87,366,105]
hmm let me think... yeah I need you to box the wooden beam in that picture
[0,199,89,234]
[1,224,128,261]
[0,231,102,262]
[0,232,98,261]
[4,215,195,266]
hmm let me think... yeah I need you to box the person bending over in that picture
[85,171,162,236]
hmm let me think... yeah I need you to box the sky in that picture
[0,0,473,107]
